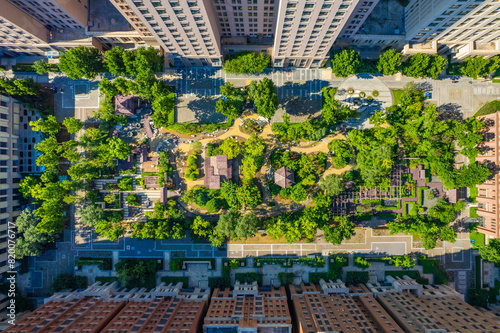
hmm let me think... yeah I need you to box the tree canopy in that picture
[223,52,270,74]
[59,46,105,80]
[249,78,279,119]
[461,56,500,79]
[377,49,402,75]
[331,48,361,77]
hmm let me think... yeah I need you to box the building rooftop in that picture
[204,155,232,189]
[275,166,294,188]
[88,0,135,32]
[114,95,137,116]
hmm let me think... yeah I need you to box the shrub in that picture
[359,92,366,98]
[345,271,369,285]
[224,52,270,74]
[125,194,139,206]
[278,272,295,285]
[372,90,379,97]
[354,257,371,269]
[117,177,133,191]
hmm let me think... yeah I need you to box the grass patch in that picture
[235,273,263,286]
[470,207,479,218]
[418,186,429,205]
[469,186,478,202]
[492,77,500,83]
[166,118,232,135]
[418,256,448,285]
[474,100,500,117]
[254,256,325,268]
[161,276,189,285]
[470,230,485,249]
[391,89,405,105]
[376,213,399,219]
[309,255,348,283]
[75,258,112,270]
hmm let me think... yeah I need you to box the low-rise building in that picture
[275,166,294,189]
[204,155,232,190]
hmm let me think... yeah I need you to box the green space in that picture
[391,89,405,105]
[95,277,119,284]
[161,276,189,285]
[309,255,348,283]
[254,256,325,268]
[75,257,113,270]
[235,273,263,286]
[417,255,448,284]
[470,223,485,249]
[474,100,500,117]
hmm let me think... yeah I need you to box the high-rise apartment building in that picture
[7,0,89,30]
[204,282,292,333]
[0,94,22,275]
[108,0,378,68]
[109,0,223,67]
[272,0,378,68]
[0,0,53,56]
[404,0,500,59]
[475,111,498,239]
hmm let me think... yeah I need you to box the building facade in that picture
[404,0,500,59]
[109,0,223,67]
[0,94,22,275]
[7,0,89,30]
[475,111,499,238]
[271,0,378,68]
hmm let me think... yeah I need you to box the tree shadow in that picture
[437,103,463,121]
[185,97,227,123]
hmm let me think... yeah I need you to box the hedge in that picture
[475,100,500,117]
[235,273,263,286]
[165,118,232,135]
[161,276,189,286]
[76,258,113,270]
[345,271,369,285]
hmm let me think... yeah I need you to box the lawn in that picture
[391,89,405,105]
[470,207,479,218]
[469,186,478,202]
[474,100,500,117]
[418,257,448,285]
[470,223,485,249]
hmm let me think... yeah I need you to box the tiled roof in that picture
[275,166,294,188]
[114,95,136,116]
[204,155,232,189]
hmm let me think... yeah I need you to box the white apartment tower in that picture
[405,0,500,59]
[110,0,377,68]
[110,0,223,67]
[273,0,378,68]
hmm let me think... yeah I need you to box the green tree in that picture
[479,239,500,263]
[29,115,60,135]
[151,80,175,127]
[220,82,237,97]
[216,210,240,239]
[461,56,500,79]
[135,46,163,74]
[320,174,345,196]
[58,46,105,80]
[50,274,87,292]
[107,137,132,160]
[62,117,83,134]
[104,46,126,76]
[32,60,53,75]
[322,217,356,245]
[252,78,279,118]
[191,216,213,238]
[427,55,448,79]
[219,138,240,159]
[328,139,353,168]
[221,181,241,209]
[223,52,270,74]
[0,78,40,96]
[78,204,106,226]
[215,98,240,119]
[377,49,402,75]
[235,213,259,239]
[237,183,262,208]
[403,53,430,78]
[14,210,57,259]
[243,135,265,157]
[454,162,491,188]
[322,87,340,126]
[331,48,361,77]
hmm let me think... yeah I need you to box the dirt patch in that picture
[342,228,365,243]
[372,228,392,236]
